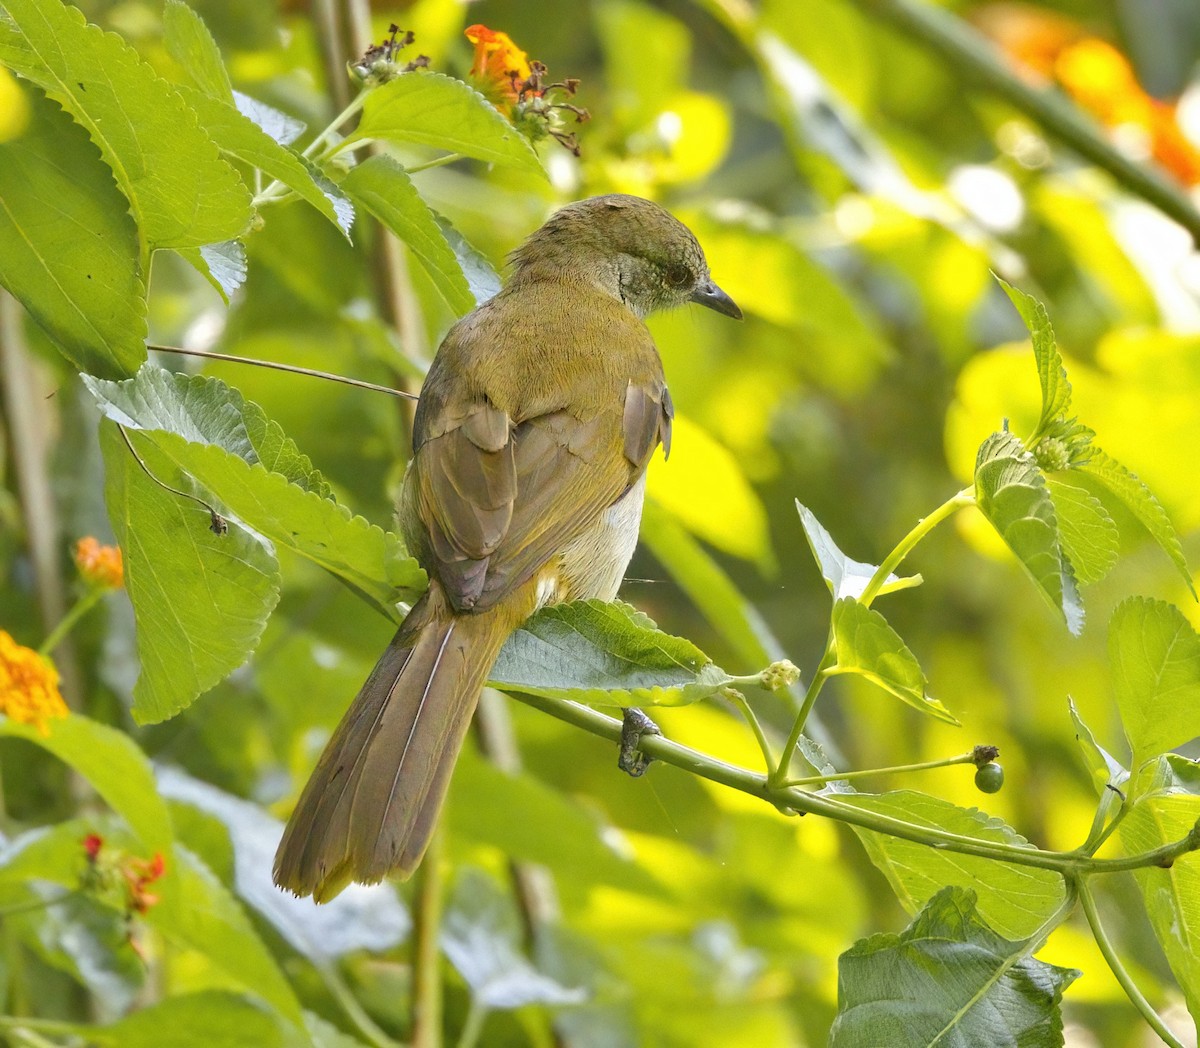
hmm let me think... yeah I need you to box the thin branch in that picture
[848,0,1200,243]
[511,692,1200,877]
[1077,877,1187,1048]
[147,344,418,401]
[410,827,444,1048]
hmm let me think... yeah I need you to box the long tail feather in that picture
[273,583,516,901]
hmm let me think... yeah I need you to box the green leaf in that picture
[341,156,474,314]
[434,211,501,306]
[1109,597,1200,765]
[149,847,306,1026]
[829,598,957,724]
[1067,697,1129,797]
[839,791,1065,939]
[233,92,304,146]
[163,0,233,101]
[0,88,145,378]
[178,239,248,303]
[796,501,921,601]
[974,430,1083,635]
[180,85,353,237]
[0,714,173,857]
[99,419,282,723]
[442,868,586,1009]
[1046,479,1118,586]
[490,599,732,707]
[1080,448,1195,597]
[1120,762,1200,1019]
[830,887,1077,1048]
[0,0,252,253]
[997,277,1071,434]
[346,72,544,176]
[86,367,424,615]
[82,992,285,1048]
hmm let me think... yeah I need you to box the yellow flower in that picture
[465,24,531,105]
[0,630,68,736]
[73,537,124,590]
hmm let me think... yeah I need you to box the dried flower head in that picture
[352,23,429,85]
[0,630,67,736]
[74,537,124,590]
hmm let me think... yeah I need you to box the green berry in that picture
[974,763,1005,794]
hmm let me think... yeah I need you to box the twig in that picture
[410,827,444,1048]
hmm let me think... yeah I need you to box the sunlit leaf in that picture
[0,88,145,378]
[0,0,252,252]
[234,91,304,145]
[341,156,474,314]
[434,212,502,306]
[829,598,957,724]
[831,887,1077,1047]
[178,239,248,303]
[490,599,731,707]
[797,501,921,601]
[163,0,232,101]
[974,430,1083,634]
[997,278,1070,435]
[345,72,544,176]
[1046,479,1118,586]
[1067,697,1128,797]
[839,790,1065,940]
[1081,449,1194,597]
[1109,597,1200,765]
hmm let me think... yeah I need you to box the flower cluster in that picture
[465,25,589,155]
[82,834,167,916]
[0,629,67,736]
[73,536,123,590]
[352,23,429,85]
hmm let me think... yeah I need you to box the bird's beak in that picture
[689,280,743,320]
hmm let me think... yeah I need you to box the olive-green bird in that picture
[273,194,741,901]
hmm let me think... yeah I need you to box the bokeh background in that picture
[4,0,1200,1044]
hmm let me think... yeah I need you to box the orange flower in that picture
[465,24,531,104]
[0,630,67,736]
[122,852,166,913]
[73,537,123,590]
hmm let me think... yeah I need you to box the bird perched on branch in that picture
[274,194,741,901]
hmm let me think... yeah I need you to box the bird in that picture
[273,193,742,901]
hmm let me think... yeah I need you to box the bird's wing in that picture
[412,377,670,614]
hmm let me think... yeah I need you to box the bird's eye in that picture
[664,263,692,288]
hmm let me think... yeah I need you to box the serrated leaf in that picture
[797,501,921,601]
[178,239,247,302]
[100,420,281,722]
[341,156,474,314]
[974,430,1083,635]
[839,790,1065,939]
[1119,772,1200,1020]
[442,868,586,1010]
[0,88,145,378]
[997,277,1071,434]
[830,887,1078,1048]
[180,85,352,237]
[0,0,252,252]
[156,766,410,960]
[1067,697,1128,799]
[829,598,957,724]
[490,599,731,707]
[234,91,304,145]
[434,211,502,306]
[1109,597,1200,764]
[1081,448,1194,597]
[1046,479,1118,586]
[163,0,232,101]
[80,992,285,1048]
[345,71,545,176]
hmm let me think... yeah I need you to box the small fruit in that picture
[974,762,1005,794]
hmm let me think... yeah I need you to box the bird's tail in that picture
[273,582,517,901]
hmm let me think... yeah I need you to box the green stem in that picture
[0,889,82,919]
[781,750,979,788]
[725,689,776,773]
[847,0,1200,243]
[313,958,401,1048]
[513,692,1200,876]
[453,998,489,1048]
[770,639,835,785]
[403,152,466,175]
[859,488,974,609]
[410,828,444,1048]
[1077,877,1187,1048]
[37,590,104,658]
